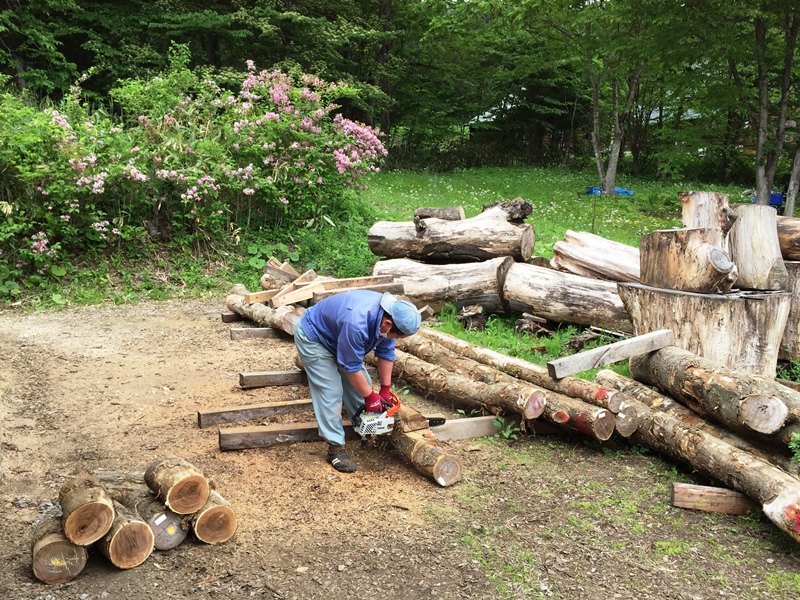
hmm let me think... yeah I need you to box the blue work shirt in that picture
[298,290,396,372]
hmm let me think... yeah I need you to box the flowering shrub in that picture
[0,47,387,297]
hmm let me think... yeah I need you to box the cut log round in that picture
[388,414,463,487]
[372,256,513,314]
[776,215,800,260]
[618,282,790,378]
[31,517,88,584]
[114,488,188,551]
[639,228,737,293]
[503,263,633,333]
[59,474,115,546]
[679,191,737,254]
[368,203,534,263]
[542,390,615,441]
[97,500,154,569]
[613,405,640,438]
[413,206,465,220]
[144,457,210,515]
[729,204,788,290]
[550,230,640,282]
[191,490,238,544]
[414,327,624,413]
[226,284,305,335]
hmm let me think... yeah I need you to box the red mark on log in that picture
[593,388,609,401]
[786,503,800,533]
[551,410,570,424]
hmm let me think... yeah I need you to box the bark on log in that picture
[780,261,800,361]
[550,230,640,282]
[679,191,737,254]
[388,407,463,487]
[639,229,737,293]
[729,204,788,290]
[144,457,210,515]
[503,262,633,333]
[97,500,154,569]
[776,215,800,260]
[373,349,546,420]
[541,389,616,440]
[414,327,624,413]
[226,284,305,335]
[368,203,534,263]
[595,369,800,543]
[58,474,115,546]
[112,487,188,551]
[31,517,88,584]
[414,206,465,220]
[618,282,790,378]
[372,256,513,314]
[629,346,800,447]
[191,490,238,544]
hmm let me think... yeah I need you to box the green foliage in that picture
[789,433,800,468]
[492,416,522,441]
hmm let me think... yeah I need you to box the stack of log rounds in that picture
[144,456,210,515]
[59,474,115,546]
[115,490,188,551]
[191,490,238,544]
[97,501,155,569]
[31,517,89,584]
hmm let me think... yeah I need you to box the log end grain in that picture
[613,407,640,438]
[165,475,210,514]
[763,489,800,542]
[431,452,463,487]
[193,505,238,544]
[106,521,155,569]
[739,395,788,435]
[31,518,89,584]
[521,389,547,419]
[588,409,615,441]
[148,510,189,551]
[63,502,115,546]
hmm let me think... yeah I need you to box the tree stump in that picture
[97,500,155,569]
[729,204,788,290]
[59,474,115,546]
[144,457,210,515]
[191,490,238,544]
[31,517,88,584]
[679,190,737,254]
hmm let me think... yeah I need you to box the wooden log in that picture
[614,405,640,438]
[541,390,616,441]
[413,206,465,220]
[260,265,297,291]
[594,370,800,543]
[679,190,737,254]
[671,482,758,515]
[618,282,791,378]
[415,327,624,413]
[368,203,534,263]
[97,500,154,569]
[503,262,633,333]
[639,229,737,293]
[776,215,800,260]
[144,457,210,515]
[225,284,305,335]
[630,346,790,437]
[546,329,675,379]
[31,517,88,584]
[372,256,514,314]
[780,261,800,361]
[191,490,238,545]
[729,203,788,290]
[375,349,547,420]
[58,474,115,546]
[550,230,640,282]
[112,488,188,551]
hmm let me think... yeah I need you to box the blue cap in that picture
[380,293,421,335]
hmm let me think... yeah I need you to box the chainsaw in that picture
[352,391,401,438]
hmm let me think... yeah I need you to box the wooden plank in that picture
[239,370,307,388]
[280,262,301,277]
[221,312,243,323]
[198,399,314,428]
[312,282,405,304]
[671,482,758,515]
[242,289,280,304]
[546,329,675,379]
[268,269,318,305]
[262,264,297,284]
[429,415,504,441]
[230,327,289,341]
[320,275,395,290]
[270,280,328,307]
[266,257,283,269]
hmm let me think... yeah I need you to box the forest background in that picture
[1,0,799,307]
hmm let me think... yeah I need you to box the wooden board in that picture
[312,282,405,303]
[229,327,289,341]
[671,482,758,515]
[320,275,395,290]
[199,400,314,428]
[270,280,327,307]
[220,312,243,323]
[239,370,307,388]
[428,415,503,441]
[243,289,280,304]
[268,269,318,306]
[546,329,675,379]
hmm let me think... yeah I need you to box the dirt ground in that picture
[2,298,800,600]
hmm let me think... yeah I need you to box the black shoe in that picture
[326,445,357,473]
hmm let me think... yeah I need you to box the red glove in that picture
[364,391,383,413]
[379,384,392,401]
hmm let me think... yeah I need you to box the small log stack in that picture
[550,230,641,282]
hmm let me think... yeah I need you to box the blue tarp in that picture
[584,186,635,196]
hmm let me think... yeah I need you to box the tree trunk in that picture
[97,500,154,569]
[503,263,633,333]
[617,282,790,378]
[785,145,800,217]
[679,191,737,253]
[595,370,800,544]
[372,256,513,314]
[541,389,616,441]
[225,284,305,335]
[629,346,800,448]
[413,206,465,220]
[776,215,800,260]
[31,517,88,584]
[780,262,800,361]
[191,490,238,544]
[413,327,624,413]
[729,204,788,290]
[550,230,640,282]
[639,229,737,293]
[144,457,210,515]
[58,474,115,546]
[368,203,534,262]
